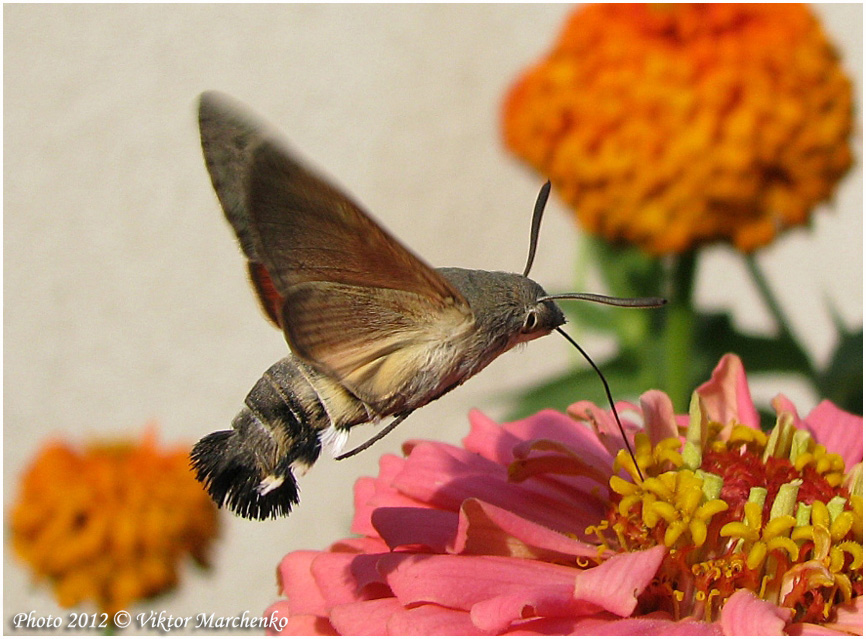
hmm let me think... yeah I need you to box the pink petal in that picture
[464,413,618,510]
[503,612,721,635]
[309,552,369,608]
[351,454,422,536]
[568,614,722,635]
[507,437,615,508]
[263,600,291,636]
[366,453,407,490]
[771,394,805,428]
[329,598,403,636]
[353,485,436,537]
[720,588,792,635]
[470,585,600,633]
[507,462,612,514]
[392,441,605,533]
[640,390,680,444]
[451,498,601,561]
[466,409,615,467]
[804,401,864,469]
[572,545,667,617]
[371,506,458,552]
[510,438,615,488]
[307,550,394,609]
[567,401,643,458]
[385,603,486,635]
[501,615,599,635]
[463,409,513,463]
[265,610,337,636]
[379,553,579,610]
[696,354,760,431]
[329,536,390,554]
[347,551,393,592]
[277,551,329,615]
[350,477,379,536]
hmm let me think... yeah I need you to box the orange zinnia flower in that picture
[503,4,853,253]
[10,426,219,616]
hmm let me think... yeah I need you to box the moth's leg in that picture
[335,412,412,461]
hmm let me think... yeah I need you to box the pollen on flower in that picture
[10,426,219,616]
[600,398,862,625]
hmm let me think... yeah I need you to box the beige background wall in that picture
[4,4,861,632]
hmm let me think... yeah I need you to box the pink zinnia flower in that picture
[265,355,863,635]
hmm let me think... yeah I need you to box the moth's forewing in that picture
[245,141,465,303]
[198,91,269,262]
[199,92,475,406]
[199,92,285,328]
[244,140,474,405]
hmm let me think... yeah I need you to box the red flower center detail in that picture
[601,413,861,625]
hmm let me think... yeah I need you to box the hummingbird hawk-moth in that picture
[191,92,664,520]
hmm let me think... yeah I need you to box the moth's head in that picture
[514,278,566,345]
[514,180,664,341]
[437,268,565,348]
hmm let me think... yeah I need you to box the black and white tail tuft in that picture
[190,429,300,520]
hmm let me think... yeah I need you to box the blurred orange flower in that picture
[10,426,219,616]
[503,4,853,254]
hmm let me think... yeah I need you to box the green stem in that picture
[745,254,817,378]
[664,251,698,411]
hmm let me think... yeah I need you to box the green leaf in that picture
[694,311,814,377]
[817,328,863,414]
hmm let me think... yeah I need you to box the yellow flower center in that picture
[594,397,862,624]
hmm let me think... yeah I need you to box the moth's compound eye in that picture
[522,310,539,333]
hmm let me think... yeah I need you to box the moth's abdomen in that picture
[191,356,369,520]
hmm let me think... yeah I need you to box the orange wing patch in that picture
[248,262,284,328]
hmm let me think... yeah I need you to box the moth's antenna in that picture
[539,293,667,309]
[523,181,551,277]
[555,327,645,482]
